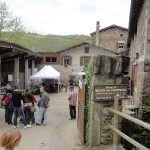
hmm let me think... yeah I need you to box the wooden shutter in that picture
[69,56,72,66]
[80,56,83,66]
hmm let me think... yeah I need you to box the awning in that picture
[70,72,85,76]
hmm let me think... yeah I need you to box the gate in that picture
[77,79,87,144]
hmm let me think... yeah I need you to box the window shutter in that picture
[80,56,83,66]
[61,56,63,65]
[69,56,72,66]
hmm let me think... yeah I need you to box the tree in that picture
[0,0,25,40]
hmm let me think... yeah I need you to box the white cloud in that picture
[3,0,131,35]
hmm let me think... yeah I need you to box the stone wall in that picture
[92,27,128,53]
[89,55,123,146]
[142,60,150,105]
[130,0,150,106]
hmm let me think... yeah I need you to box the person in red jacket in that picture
[68,86,77,120]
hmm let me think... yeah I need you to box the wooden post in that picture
[0,56,1,107]
[113,94,119,150]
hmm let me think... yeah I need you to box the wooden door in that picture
[77,79,86,144]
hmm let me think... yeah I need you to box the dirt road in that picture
[0,88,84,150]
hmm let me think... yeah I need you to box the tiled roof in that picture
[56,42,118,55]
[0,40,41,59]
[90,24,128,36]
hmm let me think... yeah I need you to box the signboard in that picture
[94,84,127,101]
[8,75,13,81]
[79,79,82,89]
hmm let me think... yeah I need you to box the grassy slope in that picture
[2,32,92,52]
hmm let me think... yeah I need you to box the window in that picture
[120,34,123,37]
[64,57,70,65]
[84,47,89,53]
[46,57,57,63]
[136,53,139,59]
[80,56,90,66]
[63,56,72,66]
[117,41,125,49]
[83,57,90,67]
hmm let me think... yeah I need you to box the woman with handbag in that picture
[24,89,36,125]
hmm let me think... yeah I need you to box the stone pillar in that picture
[89,100,101,146]
[96,21,100,46]
[14,58,19,85]
[31,60,35,75]
[25,59,29,89]
[31,60,36,83]
[89,56,123,147]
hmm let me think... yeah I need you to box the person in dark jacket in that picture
[69,77,74,87]
[12,85,30,129]
[24,89,36,124]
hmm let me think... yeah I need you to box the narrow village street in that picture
[0,87,84,150]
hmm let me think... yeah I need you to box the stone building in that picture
[91,22,128,53]
[0,40,41,89]
[37,52,60,71]
[127,0,150,106]
[34,23,129,86]
[57,42,118,83]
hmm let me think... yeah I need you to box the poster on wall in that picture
[8,75,13,81]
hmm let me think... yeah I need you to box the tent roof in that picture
[30,65,60,80]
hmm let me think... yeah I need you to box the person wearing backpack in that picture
[3,89,14,125]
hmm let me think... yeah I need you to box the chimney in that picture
[96,21,100,46]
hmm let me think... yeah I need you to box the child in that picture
[0,129,22,150]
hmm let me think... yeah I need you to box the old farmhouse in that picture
[56,42,118,83]
[91,22,128,53]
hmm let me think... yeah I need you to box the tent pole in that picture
[58,79,60,93]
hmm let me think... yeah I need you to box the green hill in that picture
[1,32,92,52]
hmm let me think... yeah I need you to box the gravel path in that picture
[0,88,84,150]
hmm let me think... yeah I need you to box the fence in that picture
[109,95,150,150]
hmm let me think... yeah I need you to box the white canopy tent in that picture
[30,65,60,92]
[30,65,60,80]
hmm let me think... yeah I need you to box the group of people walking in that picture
[2,85,50,129]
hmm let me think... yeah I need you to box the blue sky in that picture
[3,0,131,35]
